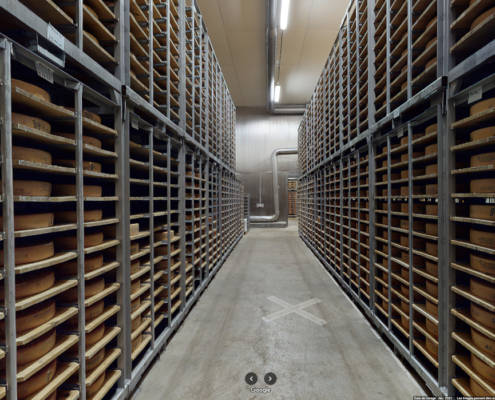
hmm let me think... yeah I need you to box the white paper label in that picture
[256,203,264,208]
[46,24,65,50]
[468,86,482,104]
[35,61,53,83]
[393,108,400,119]
[398,129,404,138]
[131,118,139,130]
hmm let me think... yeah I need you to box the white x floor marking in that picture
[262,296,327,326]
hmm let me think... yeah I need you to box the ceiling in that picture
[196,0,349,107]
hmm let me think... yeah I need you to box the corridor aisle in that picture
[134,220,424,400]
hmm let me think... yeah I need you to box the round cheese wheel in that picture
[55,253,104,276]
[426,299,438,316]
[425,223,438,236]
[86,322,105,347]
[12,113,51,133]
[400,300,409,314]
[470,205,495,221]
[52,184,102,197]
[426,337,438,356]
[383,173,401,182]
[426,241,438,256]
[401,81,407,91]
[470,8,495,31]
[87,370,105,396]
[0,241,54,267]
[16,329,56,367]
[401,315,409,329]
[471,98,495,116]
[425,124,437,134]
[55,231,104,250]
[471,178,495,193]
[471,126,495,142]
[426,261,438,276]
[426,280,438,297]
[427,16,437,29]
[86,347,105,371]
[0,268,54,300]
[426,318,438,336]
[9,145,52,165]
[400,168,425,179]
[472,302,495,329]
[53,159,102,172]
[426,204,438,215]
[472,352,495,383]
[0,213,54,231]
[67,299,105,326]
[401,65,407,74]
[401,284,422,300]
[401,219,426,231]
[471,377,490,396]
[53,133,102,148]
[62,106,102,125]
[425,184,438,195]
[425,143,437,155]
[132,333,143,351]
[131,297,141,312]
[402,151,425,161]
[471,152,495,168]
[471,277,495,301]
[426,37,436,49]
[131,260,140,274]
[130,242,139,254]
[131,278,141,294]
[471,253,495,275]
[425,164,438,175]
[400,235,426,248]
[471,228,495,249]
[12,79,51,102]
[426,57,437,69]
[401,202,426,214]
[60,276,105,302]
[6,299,56,335]
[85,30,99,45]
[0,180,52,197]
[18,359,57,399]
[132,314,142,331]
[401,49,407,57]
[55,209,103,223]
[472,327,495,356]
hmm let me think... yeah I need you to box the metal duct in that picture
[266,0,307,115]
[251,148,298,222]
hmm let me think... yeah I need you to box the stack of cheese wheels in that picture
[472,352,495,383]
[0,268,55,300]
[55,253,104,276]
[7,145,52,165]
[0,299,56,337]
[471,252,495,275]
[54,231,104,250]
[0,180,52,197]
[54,209,103,223]
[12,79,51,102]
[67,299,105,327]
[400,133,424,146]
[12,113,51,133]
[132,333,143,354]
[0,241,55,267]
[52,184,102,197]
[471,302,495,329]
[54,133,102,148]
[53,159,102,173]
[59,276,105,302]
[426,299,438,317]
[400,168,425,179]
[471,126,495,142]
[0,212,54,231]
[131,259,140,274]
[401,283,422,300]
[402,150,424,162]
[17,359,57,399]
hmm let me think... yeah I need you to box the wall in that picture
[236,107,302,223]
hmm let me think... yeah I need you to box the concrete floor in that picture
[134,220,424,400]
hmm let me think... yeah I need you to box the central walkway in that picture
[135,220,424,400]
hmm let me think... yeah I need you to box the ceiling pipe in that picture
[266,0,306,115]
[251,148,298,223]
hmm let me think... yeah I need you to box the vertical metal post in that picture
[178,140,186,311]
[148,128,155,346]
[166,139,172,327]
[386,135,392,330]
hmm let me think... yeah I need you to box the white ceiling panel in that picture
[277,64,300,104]
[309,0,349,30]
[217,0,266,32]
[279,0,313,65]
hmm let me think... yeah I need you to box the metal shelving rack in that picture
[0,0,243,398]
[298,0,495,396]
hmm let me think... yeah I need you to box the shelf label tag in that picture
[46,23,65,51]
[468,86,482,104]
[398,129,404,138]
[256,203,264,208]
[393,108,400,119]
[131,117,139,130]
[35,61,54,83]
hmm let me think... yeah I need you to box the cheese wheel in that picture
[471,152,495,168]
[132,314,141,331]
[471,228,495,249]
[471,126,495,142]
[426,318,438,336]
[12,79,51,102]
[15,329,56,367]
[0,268,54,300]
[0,180,52,197]
[426,261,438,276]
[426,337,438,356]
[400,168,425,179]
[131,260,140,274]
[18,359,57,399]
[426,204,438,215]
[470,8,495,30]
[54,231,104,250]
[131,297,141,312]
[425,184,438,195]
[426,280,438,297]
[401,284,422,300]
[425,57,437,69]
[131,278,141,294]
[471,253,495,275]
[53,133,102,148]
[471,178,495,193]
[426,37,436,50]
[471,98,495,116]
[130,242,139,254]
[425,223,438,236]
[53,159,102,172]
[86,322,105,347]
[401,65,407,74]
[12,112,51,133]
[401,202,426,214]
[402,151,425,161]
[60,276,105,302]
[62,106,102,125]
[401,81,407,91]
[67,299,105,326]
[401,315,409,329]
[400,235,426,248]
[426,241,438,256]
[470,377,490,396]
[132,333,143,351]
[426,16,437,29]
[54,209,103,223]
[52,184,102,197]
[85,30,99,45]
[472,352,495,383]
[401,219,426,231]
[86,347,105,371]
[130,223,140,237]
[425,143,437,155]
[472,327,495,356]
[8,145,52,165]
[0,241,54,267]
[425,164,438,175]
[471,302,495,329]
[87,370,105,396]
[5,299,56,335]
[470,205,495,221]
[471,277,495,301]
[426,299,438,316]
[0,213,54,231]
[55,253,104,276]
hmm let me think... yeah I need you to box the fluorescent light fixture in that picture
[280,0,290,30]
[275,85,281,102]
